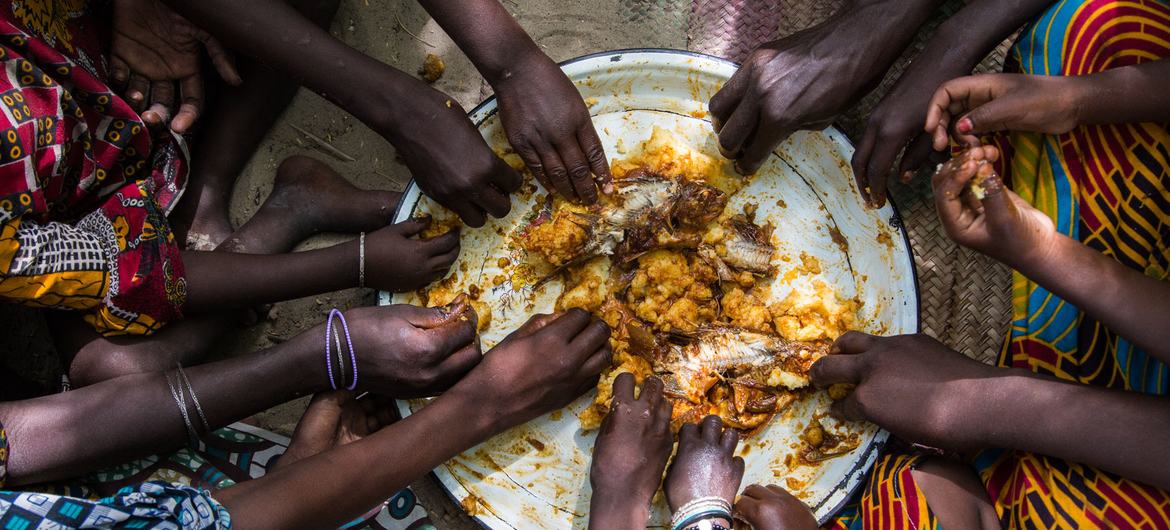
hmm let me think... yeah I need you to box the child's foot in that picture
[588,373,674,527]
[171,188,235,251]
[274,392,396,470]
[267,155,401,237]
[664,415,746,512]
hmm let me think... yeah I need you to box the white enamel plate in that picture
[380,49,919,528]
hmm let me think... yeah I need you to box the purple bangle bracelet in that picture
[325,308,358,391]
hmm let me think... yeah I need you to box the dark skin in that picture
[663,415,745,529]
[109,0,242,133]
[1,299,479,485]
[808,146,1170,522]
[155,0,526,228]
[214,310,613,530]
[734,484,818,530]
[417,0,613,204]
[52,156,437,386]
[925,61,1170,149]
[850,0,1055,207]
[708,0,941,176]
[587,373,674,530]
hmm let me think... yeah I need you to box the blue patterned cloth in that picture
[0,481,230,530]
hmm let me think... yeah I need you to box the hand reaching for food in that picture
[341,300,481,398]
[385,88,523,228]
[111,0,241,133]
[708,29,854,176]
[734,484,819,530]
[588,373,674,530]
[448,310,612,431]
[495,54,612,204]
[851,61,963,208]
[925,73,1083,150]
[363,216,460,292]
[809,331,999,451]
[931,145,1057,271]
[664,415,745,514]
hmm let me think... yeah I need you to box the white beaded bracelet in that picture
[670,496,732,530]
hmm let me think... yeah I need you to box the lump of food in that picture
[521,201,594,267]
[419,53,445,83]
[799,417,861,463]
[626,250,718,333]
[771,281,857,342]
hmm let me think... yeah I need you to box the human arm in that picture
[0,302,479,485]
[810,332,1170,490]
[181,218,458,313]
[924,60,1170,147]
[416,0,612,203]
[215,309,613,530]
[109,0,241,133]
[852,0,1055,207]
[160,0,521,227]
[708,0,943,175]
[931,146,1170,362]
[587,373,674,530]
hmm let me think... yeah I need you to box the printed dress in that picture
[0,0,188,336]
[831,1,1170,529]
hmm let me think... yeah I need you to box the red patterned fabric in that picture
[0,0,188,335]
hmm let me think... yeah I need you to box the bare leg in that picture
[55,157,399,386]
[912,457,1000,530]
[172,0,342,250]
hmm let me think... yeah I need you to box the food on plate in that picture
[799,417,861,463]
[411,127,861,455]
[513,129,860,443]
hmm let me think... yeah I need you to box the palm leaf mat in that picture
[0,1,1015,528]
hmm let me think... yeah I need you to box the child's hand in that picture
[589,373,673,529]
[363,217,460,292]
[494,54,612,204]
[664,415,745,512]
[810,332,997,450]
[388,88,523,229]
[925,73,1083,150]
[449,310,612,432]
[110,0,241,133]
[932,145,1057,271]
[341,301,480,398]
[734,484,818,530]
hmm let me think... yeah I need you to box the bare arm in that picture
[852,0,1056,206]
[0,303,480,485]
[1070,60,1170,125]
[812,333,1170,491]
[216,310,614,530]
[160,0,522,227]
[1018,232,1170,362]
[415,0,613,203]
[0,331,324,485]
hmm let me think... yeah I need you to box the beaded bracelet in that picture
[358,232,366,288]
[325,308,358,390]
[671,497,732,530]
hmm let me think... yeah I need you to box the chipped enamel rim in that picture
[381,49,920,528]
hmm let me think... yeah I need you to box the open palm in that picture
[110,0,240,132]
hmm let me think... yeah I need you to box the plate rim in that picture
[384,47,921,528]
